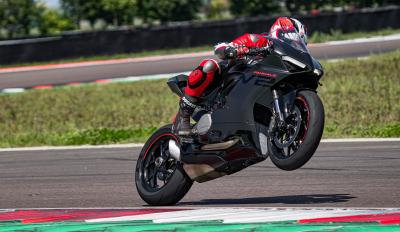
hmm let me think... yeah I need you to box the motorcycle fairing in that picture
[166,35,324,182]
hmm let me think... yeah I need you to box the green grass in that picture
[0,51,399,147]
[1,28,400,68]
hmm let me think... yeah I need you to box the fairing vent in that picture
[283,60,300,72]
[254,103,272,127]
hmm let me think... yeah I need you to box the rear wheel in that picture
[135,124,193,205]
[268,90,324,171]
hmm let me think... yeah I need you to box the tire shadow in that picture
[178,193,355,206]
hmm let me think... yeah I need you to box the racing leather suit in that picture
[174,33,269,135]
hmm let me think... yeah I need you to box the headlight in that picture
[313,69,322,76]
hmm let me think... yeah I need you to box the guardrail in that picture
[0,7,399,65]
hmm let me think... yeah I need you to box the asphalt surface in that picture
[0,141,399,208]
[0,38,399,89]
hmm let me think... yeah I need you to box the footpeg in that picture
[180,137,194,144]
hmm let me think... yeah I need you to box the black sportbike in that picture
[135,33,324,206]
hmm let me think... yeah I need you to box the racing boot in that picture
[174,97,196,136]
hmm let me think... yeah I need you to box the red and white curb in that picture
[84,208,400,224]
[0,208,399,224]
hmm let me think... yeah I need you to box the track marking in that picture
[321,138,400,143]
[0,138,398,152]
[84,208,399,224]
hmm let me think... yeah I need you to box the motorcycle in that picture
[135,31,325,206]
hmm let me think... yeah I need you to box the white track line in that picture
[0,144,144,152]
[86,208,398,224]
[87,208,235,222]
[0,138,398,152]
[103,71,190,83]
[223,209,378,223]
[322,138,400,143]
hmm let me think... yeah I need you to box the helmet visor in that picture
[270,27,309,53]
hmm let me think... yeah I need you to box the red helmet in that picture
[269,17,308,44]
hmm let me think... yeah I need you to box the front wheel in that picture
[268,90,325,171]
[135,124,193,205]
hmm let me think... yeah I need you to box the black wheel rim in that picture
[140,134,178,192]
[272,96,310,159]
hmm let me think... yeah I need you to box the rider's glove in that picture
[224,46,249,59]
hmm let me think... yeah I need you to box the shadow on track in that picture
[179,194,355,206]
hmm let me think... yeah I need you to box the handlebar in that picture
[247,46,271,56]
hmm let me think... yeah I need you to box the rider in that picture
[174,17,308,135]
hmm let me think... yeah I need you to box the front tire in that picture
[135,124,193,205]
[268,90,325,171]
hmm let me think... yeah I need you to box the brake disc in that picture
[273,106,302,149]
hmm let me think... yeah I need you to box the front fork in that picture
[272,89,285,124]
[270,89,297,134]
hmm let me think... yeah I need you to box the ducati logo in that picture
[254,71,277,78]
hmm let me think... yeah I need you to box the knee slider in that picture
[202,60,219,73]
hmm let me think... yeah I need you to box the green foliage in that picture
[37,8,75,35]
[0,0,75,38]
[207,0,230,19]
[229,0,281,17]
[0,0,42,38]
[0,51,399,147]
[136,0,202,23]
[100,0,136,26]
[61,0,105,27]
[285,0,324,13]
[61,0,136,28]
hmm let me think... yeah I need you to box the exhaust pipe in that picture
[168,140,181,161]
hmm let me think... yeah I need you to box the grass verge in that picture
[1,28,400,68]
[0,51,399,147]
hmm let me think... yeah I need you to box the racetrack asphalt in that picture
[0,140,399,208]
[0,37,399,89]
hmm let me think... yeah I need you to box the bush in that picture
[136,0,202,23]
[229,0,281,17]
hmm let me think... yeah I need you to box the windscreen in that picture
[270,28,309,53]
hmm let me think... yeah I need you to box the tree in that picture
[61,0,105,28]
[207,0,229,19]
[61,0,136,28]
[100,0,136,26]
[0,0,42,38]
[229,0,281,17]
[137,0,202,23]
[38,8,75,35]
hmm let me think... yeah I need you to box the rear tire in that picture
[135,124,193,205]
[268,90,324,171]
